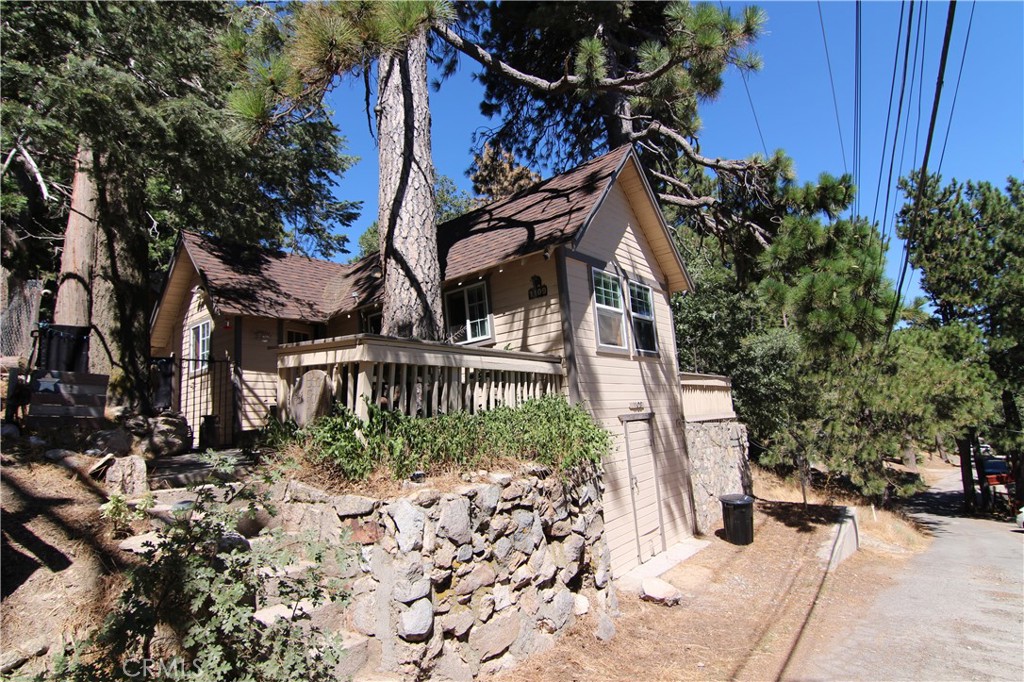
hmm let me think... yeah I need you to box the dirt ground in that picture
[0,453,132,669]
[492,465,941,682]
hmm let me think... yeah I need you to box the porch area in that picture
[275,334,565,421]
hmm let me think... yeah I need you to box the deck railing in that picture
[276,334,564,421]
[679,372,737,422]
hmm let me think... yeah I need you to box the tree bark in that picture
[957,434,976,513]
[376,30,443,340]
[970,428,991,513]
[91,160,152,411]
[53,144,98,327]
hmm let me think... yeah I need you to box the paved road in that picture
[790,469,1023,682]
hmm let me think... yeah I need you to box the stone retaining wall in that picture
[268,464,616,679]
[684,420,751,534]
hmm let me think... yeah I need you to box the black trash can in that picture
[719,494,754,545]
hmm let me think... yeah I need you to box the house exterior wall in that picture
[482,253,563,356]
[567,182,695,577]
[179,278,233,448]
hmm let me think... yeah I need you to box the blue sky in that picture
[325,1,1024,302]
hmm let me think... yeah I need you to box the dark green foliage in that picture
[49,457,348,681]
[298,395,610,480]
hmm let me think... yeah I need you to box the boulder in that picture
[143,413,190,458]
[455,562,496,596]
[398,597,434,642]
[90,428,132,456]
[388,499,425,552]
[469,611,520,662]
[437,496,472,545]
[640,577,683,606]
[105,455,149,497]
[289,369,331,428]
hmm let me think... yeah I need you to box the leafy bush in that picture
[296,395,609,480]
[51,454,348,682]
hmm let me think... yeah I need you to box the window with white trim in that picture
[628,281,658,353]
[445,282,491,344]
[191,320,210,372]
[592,269,627,349]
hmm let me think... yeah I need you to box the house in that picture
[149,144,748,576]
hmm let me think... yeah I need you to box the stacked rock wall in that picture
[684,420,751,534]
[268,465,616,679]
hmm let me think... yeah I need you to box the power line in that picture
[852,1,863,218]
[937,0,977,173]
[887,0,959,343]
[719,1,768,157]
[816,0,848,174]
[871,0,912,231]
[874,0,917,267]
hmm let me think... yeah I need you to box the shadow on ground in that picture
[754,501,845,533]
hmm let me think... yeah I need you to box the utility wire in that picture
[853,1,863,218]
[817,0,848,174]
[874,1,917,269]
[887,0,958,343]
[719,1,768,157]
[871,1,912,231]
[937,0,977,173]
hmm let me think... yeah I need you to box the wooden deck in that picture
[679,372,737,422]
[276,334,564,420]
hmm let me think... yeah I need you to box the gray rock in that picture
[488,513,511,539]
[0,423,20,440]
[0,635,48,674]
[289,369,332,427]
[488,472,513,485]
[509,564,534,590]
[585,513,605,542]
[493,584,514,611]
[118,532,161,554]
[286,480,333,504]
[434,539,456,568]
[511,510,539,554]
[394,577,431,604]
[90,428,132,456]
[333,494,377,518]
[350,592,377,636]
[144,413,189,458]
[595,612,616,641]
[104,455,149,497]
[573,593,590,616]
[44,448,76,461]
[538,587,575,632]
[549,518,572,537]
[456,542,473,563]
[398,597,434,642]
[595,542,612,588]
[388,499,425,552]
[469,611,520,662]
[437,496,472,545]
[455,562,496,596]
[500,480,527,501]
[640,577,683,606]
[476,593,495,622]
[413,488,441,507]
[492,536,513,563]
[433,643,476,682]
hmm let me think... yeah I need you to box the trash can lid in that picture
[719,494,754,505]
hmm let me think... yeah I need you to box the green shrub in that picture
[51,454,348,681]
[295,395,610,481]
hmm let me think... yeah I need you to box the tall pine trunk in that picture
[91,161,151,412]
[53,144,98,327]
[376,30,443,340]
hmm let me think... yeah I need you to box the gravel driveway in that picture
[789,468,1024,682]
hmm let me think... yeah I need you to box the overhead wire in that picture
[816,0,848,174]
[874,1,917,269]
[886,0,958,344]
[937,0,977,174]
[870,1,910,231]
[852,1,863,218]
[719,1,769,157]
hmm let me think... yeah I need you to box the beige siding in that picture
[572,182,694,576]
[486,254,563,356]
[237,316,284,431]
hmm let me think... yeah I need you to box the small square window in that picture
[592,269,626,349]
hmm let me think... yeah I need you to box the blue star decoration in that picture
[36,373,61,393]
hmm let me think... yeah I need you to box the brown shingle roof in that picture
[181,231,350,322]
[182,145,632,322]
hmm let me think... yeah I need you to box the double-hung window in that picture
[628,281,658,353]
[592,269,627,350]
[445,282,491,344]
[191,320,211,373]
